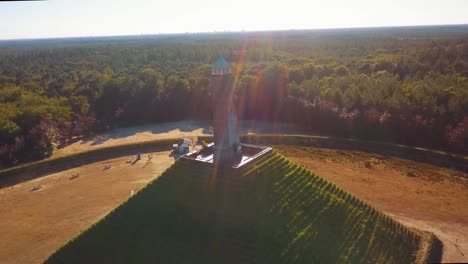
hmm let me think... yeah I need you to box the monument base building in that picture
[181,57,271,170]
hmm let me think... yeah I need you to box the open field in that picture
[0,130,466,263]
[0,151,174,264]
[45,152,432,264]
[277,145,468,263]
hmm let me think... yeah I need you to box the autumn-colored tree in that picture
[28,120,61,158]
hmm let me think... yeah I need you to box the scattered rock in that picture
[69,173,80,180]
[364,160,373,169]
[103,165,112,170]
[30,185,41,192]
[407,170,416,177]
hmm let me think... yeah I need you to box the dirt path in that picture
[278,145,468,263]
[0,151,175,264]
[391,213,468,263]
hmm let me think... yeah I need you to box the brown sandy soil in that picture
[0,151,174,264]
[53,121,212,158]
[278,145,468,263]
[1,131,466,263]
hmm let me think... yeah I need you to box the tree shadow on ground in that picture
[72,120,302,148]
[77,120,212,147]
[75,120,302,147]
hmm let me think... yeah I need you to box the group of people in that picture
[135,152,152,162]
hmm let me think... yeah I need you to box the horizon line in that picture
[1,23,467,42]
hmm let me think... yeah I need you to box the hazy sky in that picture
[0,0,467,40]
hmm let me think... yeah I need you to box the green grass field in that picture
[45,152,427,264]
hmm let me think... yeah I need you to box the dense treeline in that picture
[1,26,467,165]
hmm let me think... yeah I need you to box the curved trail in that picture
[392,214,467,263]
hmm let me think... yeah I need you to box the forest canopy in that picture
[0,25,467,165]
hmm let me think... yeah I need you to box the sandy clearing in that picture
[52,120,301,159]
[278,145,468,263]
[53,121,212,158]
[0,151,174,264]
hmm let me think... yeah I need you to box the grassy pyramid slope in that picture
[46,152,427,264]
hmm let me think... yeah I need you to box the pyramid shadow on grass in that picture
[45,151,436,264]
